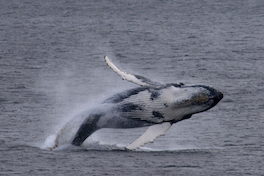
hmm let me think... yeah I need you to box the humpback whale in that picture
[51,55,223,150]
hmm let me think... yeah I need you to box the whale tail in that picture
[71,114,102,146]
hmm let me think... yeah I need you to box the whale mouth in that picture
[197,85,223,106]
[202,89,223,113]
[188,85,223,113]
[211,91,223,107]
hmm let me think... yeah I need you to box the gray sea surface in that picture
[1,0,264,175]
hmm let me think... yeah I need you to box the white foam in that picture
[41,135,56,150]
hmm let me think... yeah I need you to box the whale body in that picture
[51,56,223,150]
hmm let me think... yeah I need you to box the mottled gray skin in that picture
[71,83,223,146]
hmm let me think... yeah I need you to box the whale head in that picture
[162,84,223,121]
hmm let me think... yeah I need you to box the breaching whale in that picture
[50,55,223,150]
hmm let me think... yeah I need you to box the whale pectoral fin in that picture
[104,55,162,88]
[126,122,172,150]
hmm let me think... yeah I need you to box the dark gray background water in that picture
[1,0,264,175]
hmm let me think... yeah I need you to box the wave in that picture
[42,132,221,153]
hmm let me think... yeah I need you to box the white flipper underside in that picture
[104,55,161,88]
[126,122,172,150]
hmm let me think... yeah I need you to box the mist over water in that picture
[1,0,264,175]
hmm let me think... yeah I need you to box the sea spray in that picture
[43,106,96,150]
[42,86,129,150]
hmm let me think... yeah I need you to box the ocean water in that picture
[1,0,264,175]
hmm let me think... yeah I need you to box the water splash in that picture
[42,110,90,150]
